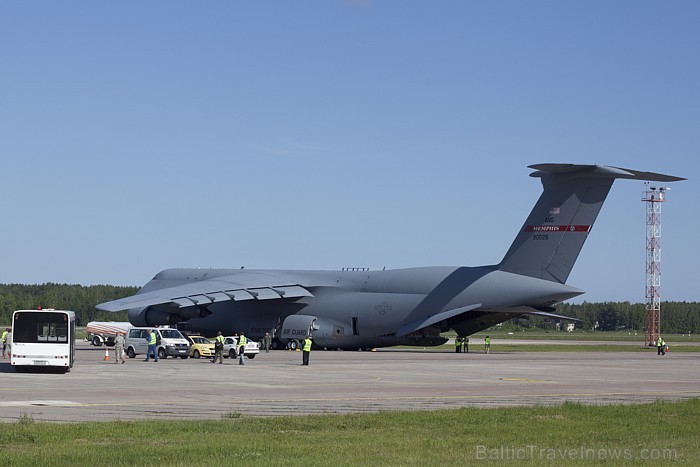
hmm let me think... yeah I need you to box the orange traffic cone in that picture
[104,347,110,361]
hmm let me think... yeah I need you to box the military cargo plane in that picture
[98,163,684,350]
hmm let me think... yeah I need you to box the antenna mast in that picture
[641,183,669,346]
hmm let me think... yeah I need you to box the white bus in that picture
[11,309,76,373]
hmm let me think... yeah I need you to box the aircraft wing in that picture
[97,278,314,312]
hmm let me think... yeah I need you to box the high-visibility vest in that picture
[239,335,247,347]
[148,332,157,345]
[455,337,462,346]
[303,338,312,352]
[216,335,225,345]
[485,337,491,345]
[1,331,7,342]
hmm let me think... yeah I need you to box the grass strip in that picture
[1,399,698,465]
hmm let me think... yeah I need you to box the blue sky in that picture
[1,1,697,303]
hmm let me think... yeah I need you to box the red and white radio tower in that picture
[641,183,670,346]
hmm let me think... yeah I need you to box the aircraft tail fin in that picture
[498,163,684,284]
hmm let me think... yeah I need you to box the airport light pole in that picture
[641,184,669,347]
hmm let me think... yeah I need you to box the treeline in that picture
[520,301,700,334]
[0,283,134,325]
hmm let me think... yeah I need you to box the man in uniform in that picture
[463,336,469,353]
[263,332,272,353]
[454,336,462,353]
[484,335,491,354]
[212,331,225,364]
[114,331,126,364]
[302,335,312,366]
[3,328,11,359]
[238,332,247,365]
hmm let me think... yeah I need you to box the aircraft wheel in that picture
[289,339,300,351]
[193,350,200,359]
[127,347,136,359]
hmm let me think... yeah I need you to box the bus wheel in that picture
[127,347,136,359]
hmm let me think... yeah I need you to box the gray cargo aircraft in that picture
[98,163,684,350]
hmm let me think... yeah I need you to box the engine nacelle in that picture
[127,306,181,327]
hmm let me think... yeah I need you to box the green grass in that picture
[460,329,700,342]
[1,399,698,465]
[477,344,700,352]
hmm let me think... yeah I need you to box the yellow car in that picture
[187,335,215,359]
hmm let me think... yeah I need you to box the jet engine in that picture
[127,306,180,327]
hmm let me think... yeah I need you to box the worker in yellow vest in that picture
[145,329,158,362]
[238,332,247,365]
[2,328,8,359]
[302,335,312,366]
[454,336,462,353]
[212,332,225,364]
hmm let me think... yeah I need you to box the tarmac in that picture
[0,341,698,422]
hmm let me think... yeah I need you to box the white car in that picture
[222,336,260,359]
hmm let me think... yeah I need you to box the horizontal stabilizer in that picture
[528,164,686,182]
[397,303,481,337]
[494,306,580,322]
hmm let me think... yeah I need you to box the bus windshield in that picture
[13,311,70,344]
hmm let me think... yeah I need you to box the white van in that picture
[125,327,190,359]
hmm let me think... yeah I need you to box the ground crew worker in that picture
[463,336,469,353]
[238,332,247,365]
[484,335,491,354]
[212,331,225,364]
[114,332,126,364]
[2,328,8,358]
[3,328,11,359]
[455,336,462,353]
[302,335,312,365]
[263,332,272,353]
[657,336,666,356]
[144,329,158,362]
